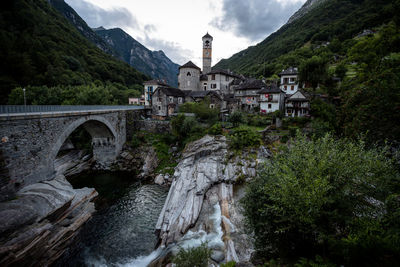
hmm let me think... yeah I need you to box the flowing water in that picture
[57,172,168,267]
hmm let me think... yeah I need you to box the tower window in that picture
[187,72,191,76]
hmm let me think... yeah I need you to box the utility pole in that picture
[23,88,26,107]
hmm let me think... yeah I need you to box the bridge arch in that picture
[50,115,119,169]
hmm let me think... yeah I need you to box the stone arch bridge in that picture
[0,105,145,201]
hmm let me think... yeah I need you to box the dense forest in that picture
[214,0,397,77]
[0,0,148,104]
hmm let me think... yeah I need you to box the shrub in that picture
[229,126,261,149]
[172,243,211,267]
[242,133,400,264]
[208,123,222,135]
[288,126,299,137]
[228,111,246,127]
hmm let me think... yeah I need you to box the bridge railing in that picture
[0,105,144,114]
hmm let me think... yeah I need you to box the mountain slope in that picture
[214,0,395,75]
[48,0,120,58]
[95,28,179,86]
[0,0,149,104]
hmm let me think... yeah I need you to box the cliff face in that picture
[286,0,328,24]
[95,28,179,87]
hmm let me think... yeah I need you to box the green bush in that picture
[288,126,299,137]
[208,123,223,135]
[229,126,261,149]
[242,133,400,264]
[172,243,211,267]
[228,111,246,127]
[220,261,236,267]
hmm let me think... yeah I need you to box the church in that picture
[177,33,241,95]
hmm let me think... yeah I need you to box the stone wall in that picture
[0,110,130,201]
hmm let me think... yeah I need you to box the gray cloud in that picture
[65,0,139,29]
[211,0,304,41]
[139,35,194,65]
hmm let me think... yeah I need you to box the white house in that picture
[206,69,241,94]
[279,67,299,94]
[143,80,168,106]
[258,84,285,114]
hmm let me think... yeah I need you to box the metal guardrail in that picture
[0,105,144,114]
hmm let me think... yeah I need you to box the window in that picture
[178,97,182,103]
[204,86,207,90]
[284,86,287,90]
[268,104,272,109]
[158,106,161,110]
[211,74,216,80]
[210,104,215,109]
[291,86,294,91]
[148,86,153,92]
[187,72,191,76]
[169,96,173,102]
[290,77,296,83]
[211,84,217,89]
[187,81,191,86]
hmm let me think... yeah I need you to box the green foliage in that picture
[208,123,223,135]
[242,133,400,265]
[228,111,246,127]
[288,126,299,137]
[179,98,219,124]
[8,83,140,105]
[171,114,206,147]
[299,56,328,90]
[0,0,148,104]
[214,0,395,78]
[220,261,236,267]
[228,126,261,149]
[172,243,211,267]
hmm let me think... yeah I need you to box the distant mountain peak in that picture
[92,26,106,31]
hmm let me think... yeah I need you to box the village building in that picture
[258,84,285,114]
[279,67,299,94]
[177,61,201,91]
[188,91,222,109]
[151,86,185,119]
[143,79,168,106]
[234,79,266,111]
[206,69,241,94]
[128,95,145,105]
[285,90,310,117]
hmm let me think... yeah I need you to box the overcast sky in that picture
[65,0,306,66]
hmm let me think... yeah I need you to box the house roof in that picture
[235,79,266,90]
[279,67,298,76]
[179,61,201,70]
[257,84,282,94]
[202,32,213,39]
[189,90,222,100]
[286,90,310,101]
[155,86,185,97]
[143,79,168,86]
[207,69,241,78]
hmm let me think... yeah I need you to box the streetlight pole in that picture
[23,88,26,107]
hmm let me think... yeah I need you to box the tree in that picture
[299,56,328,92]
[242,133,400,265]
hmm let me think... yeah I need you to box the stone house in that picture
[285,90,310,117]
[178,61,201,91]
[151,86,185,119]
[143,80,168,106]
[188,91,222,109]
[234,79,266,111]
[128,95,145,105]
[279,67,299,94]
[258,84,285,114]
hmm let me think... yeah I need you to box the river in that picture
[55,171,168,267]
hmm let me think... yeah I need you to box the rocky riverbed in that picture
[152,135,270,265]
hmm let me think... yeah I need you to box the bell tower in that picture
[202,32,213,74]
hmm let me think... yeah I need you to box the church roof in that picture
[179,61,201,71]
[202,32,213,39]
